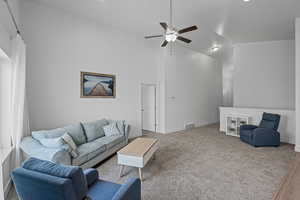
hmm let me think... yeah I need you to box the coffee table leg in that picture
[119,165,124,177]
[139,168,143,181]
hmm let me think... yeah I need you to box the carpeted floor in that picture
[8,124,296,200]
[273,153,300,200]
[97,124,295,200]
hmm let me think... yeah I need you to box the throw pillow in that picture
[107,119,125,136]
[81,119,108,142]
[63,123,86,146]
[103,122,122,137]
[38,137,65,148]
[32,128,66,141]
[62,133,79,158]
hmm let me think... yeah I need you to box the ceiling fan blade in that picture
[160,22,168,30]
[177,36,192,43]
[178,25,198,34]
[161,40,168,47]
[145,35,164,39]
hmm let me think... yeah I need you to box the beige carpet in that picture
[97,124,295,200]
[272,153,300,200]
[8,124,295,200]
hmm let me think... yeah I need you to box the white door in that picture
[141,84,156,132]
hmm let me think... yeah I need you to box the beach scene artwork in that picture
[81,72,116,98]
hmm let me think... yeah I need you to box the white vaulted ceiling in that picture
[28,0,300,56]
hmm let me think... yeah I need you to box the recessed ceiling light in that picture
[243,0,251,2]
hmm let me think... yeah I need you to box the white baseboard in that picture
[295,145,300,152]
[164,121,219,134]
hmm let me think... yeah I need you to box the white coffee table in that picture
[117,137,158,181]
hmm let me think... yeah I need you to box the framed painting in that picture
[80,71,116,98]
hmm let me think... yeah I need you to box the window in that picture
[0,48,12,149]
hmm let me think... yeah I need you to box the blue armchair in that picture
[240,112,281,147]
[11,158,141,200]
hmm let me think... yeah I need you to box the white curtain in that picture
[10,34,29,167]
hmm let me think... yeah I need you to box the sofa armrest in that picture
[112,178,141,200]
[20,136,71,165]
[84,169,99,187]
[240,125,258,131]
[124,124,130,143]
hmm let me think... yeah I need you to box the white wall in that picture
[20,0,224,137]
[222,47,234,107]
[0,0,20,56]
[295,18,300,152]
[20,0,160,138]
[233,40,295,110]
[161,46,222,133]
[219,107,295,144]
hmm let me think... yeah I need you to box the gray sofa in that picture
[20,119,129,169]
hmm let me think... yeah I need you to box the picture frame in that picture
[80,71,116,98]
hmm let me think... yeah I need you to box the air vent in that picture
[185,122,195,130]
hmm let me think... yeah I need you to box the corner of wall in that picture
[295,145,300,153]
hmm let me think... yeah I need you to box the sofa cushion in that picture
[63,123,86,146]
[259,120,276,130]
[82,119,108,142]
[72,139,106,166]
[100,135,125,149]
[103,122,122,137]
[38,137,65,148]
[32,128,66,141]
[87,180,121,200]
[259,112,281,131]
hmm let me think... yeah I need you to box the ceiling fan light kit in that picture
[211,46,220,52]
[144,0,198,48]
[165,29,178,42]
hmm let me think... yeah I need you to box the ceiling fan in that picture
[144,0,198,47]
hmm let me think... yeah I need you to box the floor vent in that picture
[185,123,195,130]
